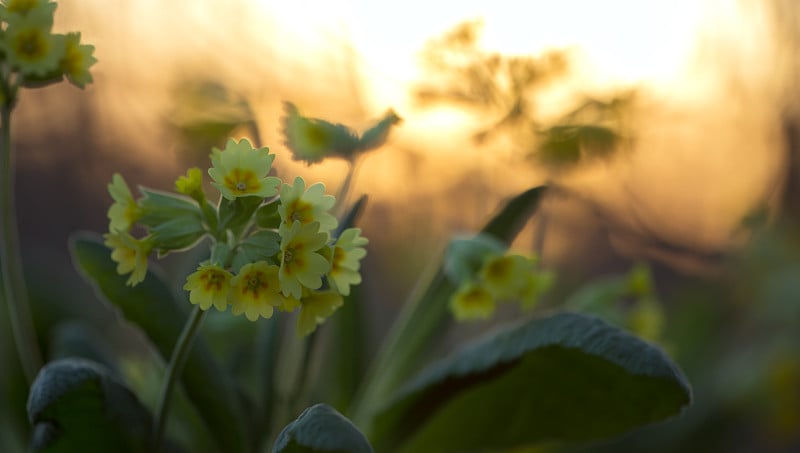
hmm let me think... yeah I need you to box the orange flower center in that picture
[242,271,270,298]
[224,168,260,195]
[200,270,226,292]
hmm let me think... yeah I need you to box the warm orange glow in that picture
[34,0,790,273]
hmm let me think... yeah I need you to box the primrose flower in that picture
[279,221,331,299]
[327,228,368,296]
[208,138,280,200]
[296,290,343,337]
[450,281,495,321]
[104,232,153,287]
[3,6,65,77]
[107,173,140,233]
[183,263,232,312]
[479,254,534,300]
[228,262,286,321]
[278,176,337,233]
[60,32,96,88]
[175,167,204,201]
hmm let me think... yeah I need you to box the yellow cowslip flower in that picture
[296,290,343,337]
[104,232,153,287]
[478,254,533,300]
[175,167,204,201]
[228,262,285,321]
[278,221,331,299]
[208,138,280,200]
[450,281,495,321]
[278,176,337,233]
[327,228,368,296]
[183,263,232,312]
[60,32,96,88]
[3,5,65,77]
[107,173,140,233]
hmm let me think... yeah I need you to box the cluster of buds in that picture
[444,235,553,321]
[0,0,96,102]
[104,138,368,336]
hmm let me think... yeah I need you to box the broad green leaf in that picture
[27,358,152,452]
[69,233,250,452]
[351,186,546,427]
[372,312,691,452]
[48,321,120,376]
[273,404,373,453]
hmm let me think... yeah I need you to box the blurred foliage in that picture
[168,79,259,165]
[415,20,635,171]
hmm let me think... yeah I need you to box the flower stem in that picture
[0,102,43,384]
[152,305,207,451]
[334,160,358,217]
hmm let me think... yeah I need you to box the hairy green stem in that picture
[152,305,208,451]
[0,102,43,384]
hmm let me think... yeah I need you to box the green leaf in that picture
[371,312,691,452]
[273,404,373,453]
[48,322,120,376]
[351,186,546,428]
[69,233,250,452]
[150,216,207,257]
[219,196,263,232]
[239,230,281,261]
[138,189,201,226]
[255,200,281,229]
[27,358,152,452]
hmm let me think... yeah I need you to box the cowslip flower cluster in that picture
[449,252,553,321]
[0,0,97,94]
[105,138,368,336]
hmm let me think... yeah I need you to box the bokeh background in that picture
[2,0,800,451]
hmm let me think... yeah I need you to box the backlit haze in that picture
[19,0,793,291]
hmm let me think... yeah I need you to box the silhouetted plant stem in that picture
[0,100,43,384]
[152,305,207,451]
